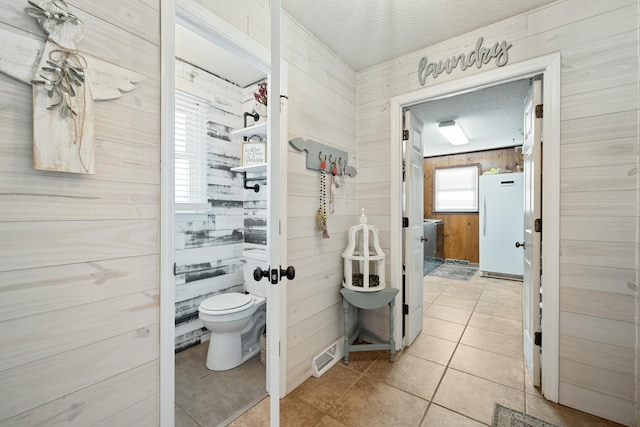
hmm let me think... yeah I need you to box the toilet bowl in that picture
[198,248,267,371]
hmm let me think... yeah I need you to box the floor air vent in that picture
[312,339,341,377]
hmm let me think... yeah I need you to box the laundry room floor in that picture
[229,272,624,427]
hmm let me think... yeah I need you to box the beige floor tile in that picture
[227,397,269,427]
[424,303,472,325]
[424,277,455,289]
[313,415,348,427]
[365,352,445,401]
[474,301,522,321]
[433,369,524,425]
[423,282,447,302]
[478,292,522,309]
[460,326,523,359]
[449,344,524,391]
[433,295,478,311]
[441,286,483,302]
[230,395,325,427]
[280,396,326,427]
[423,316,466,342]
[424,293,439,304]
[341,349,382,373]
[524,365,540,396]
[332,376,428,427]
[289,363,361,412]
[468,312,522,337]
[406,333,457,366]
[526,393,626,427]
[421,404,487,426]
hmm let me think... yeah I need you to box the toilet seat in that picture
[199,293,254,315]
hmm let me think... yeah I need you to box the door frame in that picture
[160,1,287,425]
[389,52,561,401]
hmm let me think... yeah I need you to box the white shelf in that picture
[231,163,267,174]
[230,122,267,139]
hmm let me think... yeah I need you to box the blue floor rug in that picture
[427,264,477,281]
[492,404,560,427]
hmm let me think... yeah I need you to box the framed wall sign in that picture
[242,142,267,166]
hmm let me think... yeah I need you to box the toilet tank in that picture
[243,248,267,298]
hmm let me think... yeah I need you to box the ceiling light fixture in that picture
[439,120,469,145]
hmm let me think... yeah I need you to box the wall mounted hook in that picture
[289,137,358,177]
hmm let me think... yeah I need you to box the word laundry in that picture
[418,37,512,86]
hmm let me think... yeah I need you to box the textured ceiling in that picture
[282,0,557,71]
[408,79,531,157]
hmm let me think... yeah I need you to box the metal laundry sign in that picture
[418,37,512,86]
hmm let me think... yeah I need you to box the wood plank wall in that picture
[281,13,359,393]
[174,59,247,351]
[0,1,161,424]
[424,148,523,263]
[192,1,359,394]
[356,0,639,424]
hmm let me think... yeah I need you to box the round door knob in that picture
[420,236,429,242]
[280,266,295,280]
[515,241,526,248]
[253,266,269,281]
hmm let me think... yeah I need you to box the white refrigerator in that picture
[479,172,524,276]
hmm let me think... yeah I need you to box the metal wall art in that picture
[418,37,512,86]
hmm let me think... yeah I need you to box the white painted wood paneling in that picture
[279,12,358,393]
[0,220,159,272]
[0,255,159,322]
[559,263,637,296]
[0,0,161,424]
[0,323,159,421]
[560,357,634,401]
[560,287,635,322]
[560,334,635,375]
[0,361,159,427]
[356,0,639,422]
[561,111,638,145]
[0,290,158,371]
[559,382,635,426]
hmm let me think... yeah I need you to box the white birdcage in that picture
[342,209,386,292]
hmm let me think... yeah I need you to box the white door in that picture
[522,78,542,387]
[403,111,424,346]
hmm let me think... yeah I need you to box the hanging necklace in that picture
[316,155,329,238]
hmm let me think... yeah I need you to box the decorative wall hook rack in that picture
[289,137,357,177]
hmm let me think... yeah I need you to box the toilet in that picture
[198,248,267,371]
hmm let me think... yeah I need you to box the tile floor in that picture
[175,342,267,427]
[228,272,625,427]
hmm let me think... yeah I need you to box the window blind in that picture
[434,165,479,212]
[175,90,208,206]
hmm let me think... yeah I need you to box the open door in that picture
[403,110,424,346]
[522,77,542,387]
[165,2,287,426]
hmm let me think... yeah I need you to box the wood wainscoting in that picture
[423,147,523,263]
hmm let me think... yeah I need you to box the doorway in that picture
[160,1,287,425]
[407,75,543,387]
[173,22,270,426]
[391,53,560,401]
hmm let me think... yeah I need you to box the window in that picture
[433,164,479,212]
[175,89,209,209]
